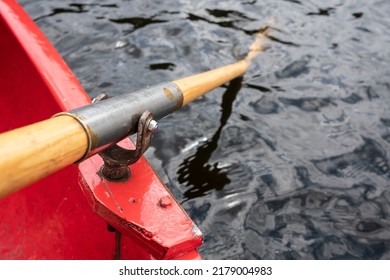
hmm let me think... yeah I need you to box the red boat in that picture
[0,0,202,260]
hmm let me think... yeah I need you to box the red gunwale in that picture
[0,0,201,260]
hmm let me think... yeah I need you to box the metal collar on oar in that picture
[55,82,183,161]
[93,94,158,181]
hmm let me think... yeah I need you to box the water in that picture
[20,0,390,259]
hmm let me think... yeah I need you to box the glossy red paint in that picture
[0,0,202,259]
[79,139,203,260]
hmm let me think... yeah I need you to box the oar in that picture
[0,32,266,199]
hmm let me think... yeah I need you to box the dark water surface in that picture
[20,0,390,259]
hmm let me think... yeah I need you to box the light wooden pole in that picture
[174,30,265,105]
[0,33,266,199]
[0,115,88,198]
[174,60,250,106]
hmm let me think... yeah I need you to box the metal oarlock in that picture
[91,94,158,181]
[55,82,183,161]
[98,111,158,181]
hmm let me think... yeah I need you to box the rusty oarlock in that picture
[93,94,158,181]
[99,111,158,181]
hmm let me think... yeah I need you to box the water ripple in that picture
[20,0,390,259]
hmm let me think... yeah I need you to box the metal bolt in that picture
[101,164,130,182]
[92,93,108,103]
[158,196,172,208]
[147,120,158,133]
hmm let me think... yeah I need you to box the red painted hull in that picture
[0,0,201,260]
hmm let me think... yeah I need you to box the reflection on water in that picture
[313,137,390,178]
[178,78,242,200]
[21,0,390,259]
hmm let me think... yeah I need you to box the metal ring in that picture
[52,112,93,162]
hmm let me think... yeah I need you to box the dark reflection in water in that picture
[306,7,336,16]
[33,3,87,21]
[109,16,168,34]
[178,78,242,200]
[275,55,311,79]
[20,0,390,259]
[187,12,258,36]
[313,137,390,178]
[149,63,176,71]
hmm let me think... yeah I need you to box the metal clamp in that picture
[93,94,158,181]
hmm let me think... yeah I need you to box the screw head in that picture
[92,93,108,103]
[158,196,172,208]
[147,120,158,132]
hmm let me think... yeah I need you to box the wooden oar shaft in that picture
[0,115,88,198]
[0,59,251,199]
[174,60,249,106]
